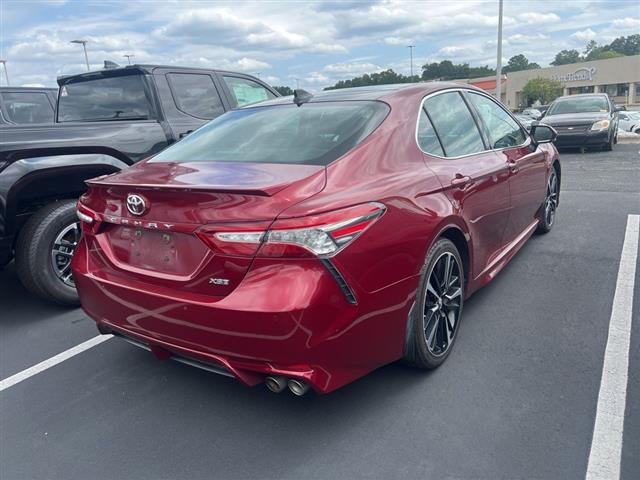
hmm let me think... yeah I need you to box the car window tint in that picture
[223,76,276,107]
[1,92,53,124]
[167,73,224,119]
[151,101,389,166]
[417,108,444,156]
[424,92,485,157]
[467,92,526,149]
[58,75,152,122]
[547,96,609,115]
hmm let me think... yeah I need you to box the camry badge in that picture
[209,278,230,286]
[126,194,147,216]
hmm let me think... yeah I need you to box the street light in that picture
[407,45,415,79]
[0,60,9,86]
[495,0,504,101]
[123,54,134,65]
[70,39,90,71]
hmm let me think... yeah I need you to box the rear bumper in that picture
[554,129,609,147]
[72,237,413,393]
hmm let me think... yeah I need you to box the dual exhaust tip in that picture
[265,376,310,396]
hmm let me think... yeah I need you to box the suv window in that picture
[423,92,485,157]
[1,92,53,124]
[151,101,389,166]
[417,108,444,156]
[167,73,224,119]
[58,74,152,122]
[467,92,526,149]
[223,76,276,107]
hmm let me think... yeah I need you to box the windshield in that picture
[547,96,609,116]
[151,101,389,166]
[57,74,152,122]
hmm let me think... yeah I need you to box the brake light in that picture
[77,202,101,234]
[197,203,385,258]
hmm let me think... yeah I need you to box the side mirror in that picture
[530,123,557,144]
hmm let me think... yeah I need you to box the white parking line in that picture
[0,334,113,392]
[586,214,639,480]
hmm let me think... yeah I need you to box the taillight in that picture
[197,203,385,258]
[76,202,100,234]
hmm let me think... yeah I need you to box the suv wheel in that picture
[15,200,80,306]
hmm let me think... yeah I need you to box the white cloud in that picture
[611,17,640,29]
[324,62,383,74]
[571,28,597,41]
[517,12,561,24]
[508,34,549,45]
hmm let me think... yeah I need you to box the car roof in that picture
[247,81,476,107]
[0,86,57,92]
[554,93,609,100]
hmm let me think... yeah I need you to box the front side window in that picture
[467,92,526,149]
[417,108,444,156]
[223,76,276,107]
[1,92,53,124]
[151,101,389,166]
[167,73,224,119]
[58,74,152,122]
[423,92,485,157]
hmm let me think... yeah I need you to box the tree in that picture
[421,60,495,81]
[595,50,625,60]
[273,86,293,96]
[607,34,640,56]
[551,49,581,66]
[522,78,563,105]
[502,54,540,73]
[324,69,419,90]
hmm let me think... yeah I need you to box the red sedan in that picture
[71,83,560,395]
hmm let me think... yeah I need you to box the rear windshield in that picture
[57,74,152,122]
[547,96,609,115]
[150,101,389,166]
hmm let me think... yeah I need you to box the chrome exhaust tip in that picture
[287,379,310,396]
[265,376,287,393]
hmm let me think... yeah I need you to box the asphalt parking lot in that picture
[1,144,638,480]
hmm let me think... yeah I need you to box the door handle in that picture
[508,160,519,174]
[451,174,471,188]
[179,130,194,138]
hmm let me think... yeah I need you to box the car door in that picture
[419,90,511,277]
[155,71,226,140]
[465,91,547,243]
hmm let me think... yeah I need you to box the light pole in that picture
[407,45,415,80]
[70,40,90,71]
[123,54,134,65]
[0,60,9,86]
[495,0,503,101]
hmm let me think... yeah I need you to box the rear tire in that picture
[536,166,559,234]
[15,200,80,306]
[404,238,465,369]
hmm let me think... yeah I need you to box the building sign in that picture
[551,67,597,83]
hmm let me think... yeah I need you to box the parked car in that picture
[0,64,278,305]
[618,110,640,133]
[542,93,620,150]
[537,104,550,116]
[522,107,542,119]
[0,86,57,124]
[514,113,533,130]
[72,83,561,395]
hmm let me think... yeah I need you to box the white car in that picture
[618,111,640,133]
[522,108,542,120]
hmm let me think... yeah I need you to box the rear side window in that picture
[151,101,389,166]
[467,92,526,149]
[167,73,224,119]
[223,76,276,107]
[1,92,53,124]
[58,75,152,122]
[424,92,485,157]
[417,108,444,156]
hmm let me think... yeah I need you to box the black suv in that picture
[541,93,621,151]
[0,64,278,305]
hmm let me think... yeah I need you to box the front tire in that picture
[15,200,80,306]
[536,167,559,234]
[602,133,613,151]
[405,238,465,369]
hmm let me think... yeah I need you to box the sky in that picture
[1,0,638,90]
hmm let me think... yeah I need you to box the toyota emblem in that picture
[126,194,147,216]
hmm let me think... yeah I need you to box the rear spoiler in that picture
[85,178,276,197]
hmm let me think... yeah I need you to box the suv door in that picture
[465,91,547,243]
[419,90,511,278]
[156,71,226,140]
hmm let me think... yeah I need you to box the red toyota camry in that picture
[72,83,560,395]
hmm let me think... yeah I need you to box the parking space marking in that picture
[0,334,113,392]
[586,214,639,480]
